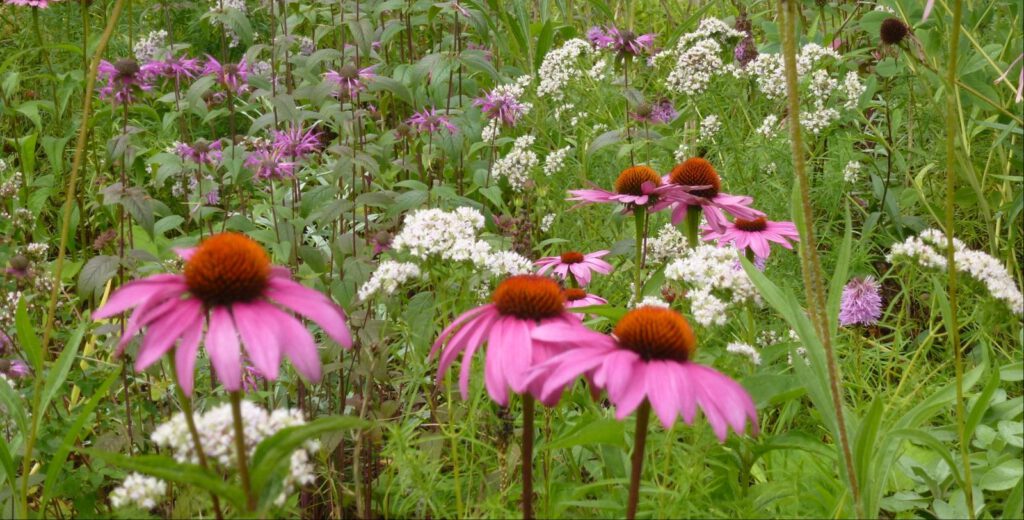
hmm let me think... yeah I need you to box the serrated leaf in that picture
[78,255,120,299]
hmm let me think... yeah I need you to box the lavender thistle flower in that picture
[245,147,295,180]
[324,64,376,98]
[473,88,528,126]
[272,124,322,160]
[839,276,883,327]
[406,108,458,135]
[631,99,677,124]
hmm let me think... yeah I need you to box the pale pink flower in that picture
[535,250,613,286]
[659,158,764,232]
[702,217,800,259]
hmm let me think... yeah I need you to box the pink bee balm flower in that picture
[97,58,157,105]
[147,54,202,82]
[535,250,613,286]
[524,306,758,440]
[324,63,376,98]
[245,147,295,180]
[432,275,581,406]
[659,158,764,232]
[93,232,353,396]
[176,139,222,166]
[203,55,248,94]
[562,288,608,309]
[702,216,800,259]
[407,108,459,135]
[272,124,322,160]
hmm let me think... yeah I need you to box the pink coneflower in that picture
[407,108,459,135]
[432,275,581,406]
[4,0,60,7]
[147,54,202,82]
[525,306,757,437]
[702,216,800,259]
[535,250,613,286]
[177,139,222,166]
[97,58,156,105]
[203,55,248,94]
[245,147,295,180]
[272,124,321,160]
[838,276,883,327]
[568,165,665,212]
[93,232,353,395]
[473,88,528,127]
[324,64,376,98]
[588,25,655,56]
[563,288,608,309]
[660,158,764,231]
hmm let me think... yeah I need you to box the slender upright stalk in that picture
[30,2,126,516]
[521,394,536,520]
[626,401,650,520]
[229,391,256,511]
[174,384,225,520]
[683,206,701,248]
[633,208,646,302]
[942,0,975,516]
[778,1,861,516]
[31,8,60,125]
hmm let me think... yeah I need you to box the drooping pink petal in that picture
[499,318,533,394]
[92,275,186,319]
[232,301,284,380]
[206,307,243,391]
[135,299,202,371]
[646,361,682,429]
[267,305,322,383]
[431,304,491,358]
[267,278,352,347]
[438,308,498,379]
[174,312,205,397]
[484,317,513,406]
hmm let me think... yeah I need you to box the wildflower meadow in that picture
[0,0,1022,518]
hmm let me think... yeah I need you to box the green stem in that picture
[943,0,975,517]
[521,394,535,520]
[633,208,646,303]
[31,8,60,125]
[174,384,225,520]
[779,1,861,516]
[684,206,701,248]
[626,401,650,520]
[229,391,256,511]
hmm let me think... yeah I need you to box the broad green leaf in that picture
[544,418,626,451]
[39,322,86,415]
[77,255,120,299]
[16,297,42,373]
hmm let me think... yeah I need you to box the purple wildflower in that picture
[324,64,376,98]
[245,147,295,180]
[205,186,220,205]
[177,139,223,166]
[631,99,677,124]
[407,108,458,135]
[204,55,248,94]
[839,276,883,327]
[473,87,528,126]
[734,36,758,67]
[4,0,60,7]
[97,58,156,105]
[2,359,30,378]
[588,25,655,56]
[147,54,202,82]
[272,124,322,160]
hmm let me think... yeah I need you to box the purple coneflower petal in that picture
[174,315,205,396]
[233,301,284,381]
[267,277,353,347]
[135,299,202,371]
[206,307,243,391]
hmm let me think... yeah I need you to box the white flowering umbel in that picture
[726,341,762,365]
[647,224,689,265]
[757,115,779,138]
[540,214,556,233]
[482,250,533,277]
[207,0,248,48]
[537,39,592,100]
[543,146,571,177]
[699,114,721,141]
[492,135,539,191]
[887,229,1024,314]
[842,160,863,183]
[133,30,168,62]
[663,18,745,96]
[359,261,422,301]
[665,245,760,326]
[152,402,320,506]
[638,296,671,308]
[110,473,167,510]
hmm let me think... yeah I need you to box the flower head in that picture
[432,275,581,406]
[272,124,322,160]
[407,108,459,135]
[524,307,757,439]
[879,18,909,45]
[838,276,883,327]
[325,64,376,98]
[535,250,613,286]
[562,288,608,309]
[93,232,352,396]
[147,54,203,82]
[702,216,800,259]
[245,147,295,180]
[568,165,663,211]
[204,55,248,93]
[97,58,156,104]
[176,139,222,166]
[660,158,764,231]
[4,0,60,7]
[588,25,655,56]
[474,87,529,127]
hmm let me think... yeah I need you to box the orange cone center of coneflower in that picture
[184,232,271,306]
[613,307,696,362]
[560,251,585,264]
[492,275,565,320]
[614,166,662,196]
[734,217,768,232]
[669,158,721,199]
[563,288,588,301]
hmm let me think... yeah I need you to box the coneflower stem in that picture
[684,206,701,248]
[521,394,535,520]
[779,1,861,516]
[173,382,225,520]
[633,208,646,302]
[943,0,974,516]
[626,401,650,520]
[229,391,256,511]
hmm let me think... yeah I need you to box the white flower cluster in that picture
[152,402,319,505]
[110,473,166,510]
[208,0,248,48]
[841,71,866,110]
[887,229,1024,314]
[483,250,533,277]
[492,135,538,191]
[544,146,571,176]
[482,119,501,142]
[842,160,863,182]
[540,214,556,233]
[537,39,592,100]
[757,114,779,138]
[133,30,168,62]
[587,59,610,80]
[665,244,760,326]
[638,296,670,308]
[673,142,691,163]
[726,341,762,365]
[746,43,841,100]
[699,114,721,141]
[358,261,421,301]
[800,106,840,135]
[758,329,806,366]
[647,224,689,264]
[663,19,745,96]
[677,17,746,48]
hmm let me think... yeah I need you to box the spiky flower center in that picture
[337,64,359,80]
[560,251,585,264]
[114,59,141,81]
[184,232,271,306]
[563,288,588,302]
[614,166,662,196]
[734,217,768,232]
[613,307,696,362]
[492,275,565,320]
[879,18,908,45]
[669,158,721,199]
[192,140,211,154]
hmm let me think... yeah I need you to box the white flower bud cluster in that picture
[537,39,592,100]
[482,119,501,142]
[110,473,166,510]
[757,114,779,138]
[677,17,746,48]
[358,261,422,301]
[151,402,320,505]
[540,214,556,233]
[482,250,533,277]
[647,224,689,264]
[888,229,1024,314]
[664,244,760,326]
[133,30,168,62]
[842,160,863,182]
[543,146,571,177]
[726,341,762,365]
[699,114,721,141]
[637,296,670,308]
[492,135,538,191]
[666,38,724,95]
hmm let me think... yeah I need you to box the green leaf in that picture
[0,376,28,439]
[587,130,623,157]
[533,19,555,72]
[16,297,42,373]
[853,396,885,498]
[979,460,1024,491]
[964,368,1001,441]
[827,206,853,338]
[40,367,121,510]
[405,292,435,351]
[0,434,14,490]
[545,418,626,451]
[567,304,627,321]
[39,322,86,415]
[77,255,120,299]
[83,449,246,509]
